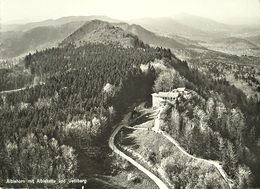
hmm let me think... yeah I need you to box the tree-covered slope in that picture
[0,43,172,187]
[155,58,260,188]
[60,20,145,48]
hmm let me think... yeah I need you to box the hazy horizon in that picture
[1,0,260,26]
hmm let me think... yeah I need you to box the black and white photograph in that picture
[0,0,259,188]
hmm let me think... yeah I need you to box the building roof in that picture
[177,87,185,92]
[152,92,179,98]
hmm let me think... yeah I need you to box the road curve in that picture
[162,132,232,187]
[0,87,26,94]
[0,83,45,94]
[108,113,169,189]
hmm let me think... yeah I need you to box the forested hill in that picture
[1,21,259,187]
[0,42,172,187]
[60,20,145,48]
[115,23,186,49]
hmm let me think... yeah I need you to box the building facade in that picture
[151,88,189,108]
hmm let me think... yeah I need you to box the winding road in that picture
[119,106,233,188]
[161,132,233,188]
[154,106,233,188]
[108,113,169,189]
[0,83,45,95]
[0,87,27,94]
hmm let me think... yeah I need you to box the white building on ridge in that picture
[151,87,189,108]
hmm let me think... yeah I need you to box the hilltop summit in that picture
[60,20,144,48]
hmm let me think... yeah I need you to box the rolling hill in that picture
[212,37,258,47]
[0,17,221,60]
[1,18,199,59]
[245,35,260,47]
[2,15,258,60]
[0,22,84,59]
[115,22,211,59]
[60,20,209,59]
[115,23,185,48]
[199,37,260,56]
[60,20,143,48]
[171,13,229,32]
[129,17,213,40]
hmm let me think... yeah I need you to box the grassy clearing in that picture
[130,108,156,128]
[131,129,171,153]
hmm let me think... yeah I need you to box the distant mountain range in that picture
[170,13,229,31]
[1,14,259,59]
[0,16,120,32]
[0,22,84,59]
[130,17,212,40]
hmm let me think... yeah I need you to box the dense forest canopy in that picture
[0,39,259,188]
[0,43,172,187]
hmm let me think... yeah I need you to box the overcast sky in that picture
[1,0,259,24]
